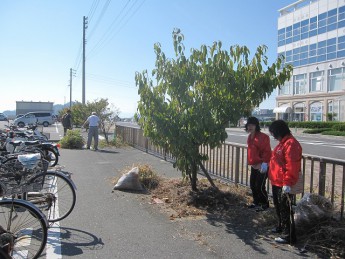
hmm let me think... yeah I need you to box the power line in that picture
[72,0,101,74]
[87,0,145,59]
[73,42,83,72]
[86,73,136,88]
[86,0,131,58]
[87,0,100,23]
[87,0,112,40]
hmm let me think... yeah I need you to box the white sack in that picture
[294,193,333,234]
[113,167,143,191]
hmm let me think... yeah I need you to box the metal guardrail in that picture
[116,125,345,219]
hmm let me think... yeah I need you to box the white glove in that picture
[260,162,268,173]
[282,186,291,193]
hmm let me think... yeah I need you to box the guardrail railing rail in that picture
[116,125,345,219]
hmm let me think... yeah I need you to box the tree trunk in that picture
[191,159,198,191]
[199,161,218,190]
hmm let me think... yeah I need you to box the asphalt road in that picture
[225,127,345,161]
[116,121,345,161]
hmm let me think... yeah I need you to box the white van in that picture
[14,112,53,127]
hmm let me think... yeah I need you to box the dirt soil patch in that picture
[145,177,345,259]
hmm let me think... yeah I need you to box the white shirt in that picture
[86,115,99,127]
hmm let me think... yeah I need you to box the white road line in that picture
[45,176,62,259]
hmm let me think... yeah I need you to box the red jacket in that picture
[247,131,271,165]
[269,134,302,187]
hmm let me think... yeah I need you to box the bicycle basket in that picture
[17,153,41,170]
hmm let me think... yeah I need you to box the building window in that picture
[279,80,291,95]
[327,100,339,121]
[278,5,345,48]
[293,102,306,121]
[293,74,306,95]
[309,71,324,92]
[310,102,323,121]
[328,67,345,92]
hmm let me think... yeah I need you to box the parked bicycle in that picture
[0,129,60,167]
[0,152,49,258]
[0,153,77,224]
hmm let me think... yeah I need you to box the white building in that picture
[276,0,345,122]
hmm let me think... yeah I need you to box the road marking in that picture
[227,131,345,150]
[45,176,62,259]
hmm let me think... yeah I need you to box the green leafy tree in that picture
[60,99,120,143]
[85,98,120,143]
[135,29,293,190]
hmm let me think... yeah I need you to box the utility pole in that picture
[82,16,88,105]
[69,68,76,109]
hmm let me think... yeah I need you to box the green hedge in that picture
[332,124,345,131]
[302,128,333,134]
[259,121,345,130]
[321,130,345,136]
[287,121,345,129]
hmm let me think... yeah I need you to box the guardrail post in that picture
[145,138,148,153]
[163,144,167,161]
[132,128,135,145]
[234,146,240,184]
[318,159,326,196]
[341,165,345,220]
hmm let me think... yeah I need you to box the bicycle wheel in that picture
[0,199,48,259]
[26,171,76,222]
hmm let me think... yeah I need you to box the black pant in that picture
[63,127,71,136]
[272,185,296,244]
[250,167,269,207]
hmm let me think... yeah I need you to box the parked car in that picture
[16,114,24,119]
[0,113,8,121]
[13,112,53,127]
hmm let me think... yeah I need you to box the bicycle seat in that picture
[23,140,40,146]
[7,140,23,148]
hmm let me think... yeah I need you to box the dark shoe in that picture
[247,203,258,209]
[271,226,283,233]
[255,206,268,212]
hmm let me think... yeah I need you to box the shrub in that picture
[288,121,345,129]
[321,131,345,136]
[303,128,333,134]
[59,129,85,149]
[332,124,345,132]
[99,135,125,148]
[138,164,160,190]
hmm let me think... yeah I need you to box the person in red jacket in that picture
[245,117,271,212]
[268,120,302,245]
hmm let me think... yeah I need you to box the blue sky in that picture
[0,0,294,117]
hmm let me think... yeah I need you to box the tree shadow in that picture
[188,187,308,257]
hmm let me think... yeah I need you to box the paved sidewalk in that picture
[59,146,312,258]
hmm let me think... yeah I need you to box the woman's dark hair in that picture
[245,116,261,132]
[269,120,291,139]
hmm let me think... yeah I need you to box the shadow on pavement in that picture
[48,227,105,256]
[95,149,119,154]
